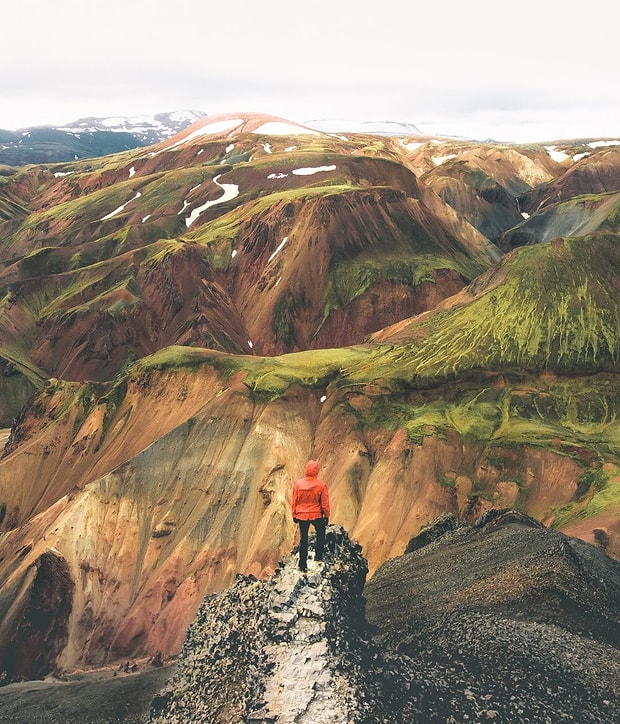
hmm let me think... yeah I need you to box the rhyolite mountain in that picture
[0,111,207,166]
[0,111,619,684]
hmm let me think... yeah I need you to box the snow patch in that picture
[432,154,457,166]
[128,166,135,177]
[263,143,272,154]
[163,118,243,152]
[252,122,320,136]
[185,175,239,227]
[400,140,424,152]
[544,146,570,162]
[292,165,336,176]
[268,236,288,263]
[268,172,288,179]
[588,140,620,148]
[99,191,141,221]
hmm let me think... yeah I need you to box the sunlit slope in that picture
[188,182,493,354]
[0,239,255,381]
[526,147,620,209]
[0,345,618,672]
[364,234,619,382]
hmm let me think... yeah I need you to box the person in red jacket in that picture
[292,459,330,572]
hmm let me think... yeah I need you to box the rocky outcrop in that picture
[0,551,74,684]
[149,526,404,723]
[151,513,620,723]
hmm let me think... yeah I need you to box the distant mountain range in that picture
[302,118,425,136]
[0,110,208,165]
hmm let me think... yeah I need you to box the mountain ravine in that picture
[0,361,616,677]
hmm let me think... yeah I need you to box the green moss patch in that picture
[344,235,620,385]
[553,464,620,527]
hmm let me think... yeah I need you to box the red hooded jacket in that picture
[292,460,330,521]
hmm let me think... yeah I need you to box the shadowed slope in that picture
[499,190,620,249]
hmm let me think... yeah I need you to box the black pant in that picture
[298,518,327,570]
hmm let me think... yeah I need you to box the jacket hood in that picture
[305,459,320,477]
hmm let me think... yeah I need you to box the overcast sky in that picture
[3,0,618,143]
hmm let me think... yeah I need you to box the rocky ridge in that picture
[366,510,620,722]
[148,514,620,723]
[149,526,392,723]
[0,515,618,722]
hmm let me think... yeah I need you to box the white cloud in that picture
[2,0,618,142]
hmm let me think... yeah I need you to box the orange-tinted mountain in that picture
[0,113,619,681]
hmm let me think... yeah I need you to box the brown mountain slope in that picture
[526,146,620,211]
[398,138,620,249]
[226,186,491,354]
[0,124,502,378]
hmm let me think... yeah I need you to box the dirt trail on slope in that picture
[261,556,351,722]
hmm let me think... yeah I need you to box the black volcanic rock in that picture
[0,551,74,684]
[149,515,620,722]
[148,525,401,723]
[366,510,620,722]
